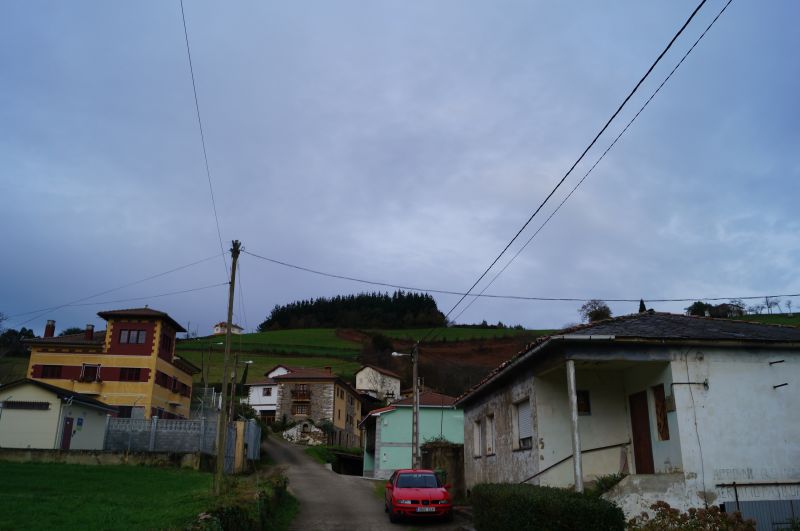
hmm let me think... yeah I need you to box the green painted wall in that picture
[380,407,464,444]
[364,451,375,472]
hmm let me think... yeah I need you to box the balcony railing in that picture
[291,390,311,400]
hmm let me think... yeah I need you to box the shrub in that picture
[586,473,626,498]
[471,483,625,531]
[627,501,756,530]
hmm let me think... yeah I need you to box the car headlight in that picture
[435,500,450,505]
[397,500,413,505]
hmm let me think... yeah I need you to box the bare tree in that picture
[578,300,612,323]
[765,297,781,315]
[787,300,793,317]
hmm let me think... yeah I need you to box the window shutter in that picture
[518,399,533,439]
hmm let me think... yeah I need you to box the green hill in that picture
[730,313,800,326]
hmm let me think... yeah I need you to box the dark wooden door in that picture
[61,417,74,450]
[628,391,655,474]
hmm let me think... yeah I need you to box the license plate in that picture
[416,507,436,513]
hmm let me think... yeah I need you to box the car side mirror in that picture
[386,482,393,490]
[444,483,451,490]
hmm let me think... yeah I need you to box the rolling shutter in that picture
[517,399,533,439]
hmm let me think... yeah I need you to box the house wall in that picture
[355,368,401,401]
[463,371,538,487]
[0,384,62,449]
[276,380,334,424]
[58,402,109,450]
[246,384,277,411]
[370,406,463,479]
[671,347,800,508]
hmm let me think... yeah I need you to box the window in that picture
[338,410,341,419]
[117,406,133,418]
[42,365,62,378]
[119,368,141,381]
[120,330,129,344]
[262,387,272,397]
[485,414,496,455]
[160,334,172,353]
[80,364,101,382]
[652,384,670,440]
[2,401,50,410]
[292,404,310,415]
[135,330,146,344]
[120,329,146,344]
[473,420,482,457]
[577,390,591,416]
[514,399,533,450]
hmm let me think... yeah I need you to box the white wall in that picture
[671,347,800,507]
[247,384,277,410]
[0,384,61,449]
[355,367,401,401]
[58,403,109,450]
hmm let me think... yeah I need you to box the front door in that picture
[628,391,654,474]
[61,417,74,450]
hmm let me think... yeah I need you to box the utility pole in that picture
[411,342,420,470]
[214,239,240,495]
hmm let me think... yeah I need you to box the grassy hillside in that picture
[0,356,29,384]
[376,327,552,342]
[731,313,800,326]
[176,328,362,359]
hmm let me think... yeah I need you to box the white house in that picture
[355,364,402,402]
[245,365,290,423]
[456,312,800,527]
[0,379,117,450]
[213,322,244,335]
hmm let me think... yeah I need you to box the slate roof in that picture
[97,308,187,333]
[273,367,337,380]
[455,311,800,406]
[0,379,117,412]
[245,378,276,386]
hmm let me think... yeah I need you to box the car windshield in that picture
[396,473,439,488]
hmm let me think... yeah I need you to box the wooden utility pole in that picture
[411,342,419,470]
[214,240,240,495]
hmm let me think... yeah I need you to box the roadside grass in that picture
[0,355,29,384]
[0,461,212,530]
[732,313,800,326]
[178,351,361,385]
[371,479,386,500]
[304,445,362,464]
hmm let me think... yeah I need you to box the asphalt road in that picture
[267,437,468,531]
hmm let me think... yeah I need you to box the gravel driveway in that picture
[267,437,468,531]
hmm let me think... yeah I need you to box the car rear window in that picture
[396,473,439,488]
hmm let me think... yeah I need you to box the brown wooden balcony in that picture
[291,390,311,401]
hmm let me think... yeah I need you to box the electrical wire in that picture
[179,0,229,278]
[242,248,797,305]
[46,282,229,309]
[453,0,736,324]
[433,0,711,335]
[8,252,226,326]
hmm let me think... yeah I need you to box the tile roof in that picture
[25,330,106,346]
[245,378,276,386]
[273,367,337,380]
[0,379,117,412]
[357,364,402,380]
[97,308,187,333]
[455,311,800,406]
[393,390,456,407]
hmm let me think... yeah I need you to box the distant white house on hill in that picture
[213,322,244,335]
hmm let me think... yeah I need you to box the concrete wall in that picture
[0,447,203,469]
[421,443,465,500]
[0,384,62,449]
[58,403,109,450]
[355,368,401,401]
[671,346,800,509]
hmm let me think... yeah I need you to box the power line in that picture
[453,0,735,324]
[179,0,229,278]
[434,0,710,336]
[7,252,226,326]
[243,248,797,305]
[47,282,229,309]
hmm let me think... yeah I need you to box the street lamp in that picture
[392,342,420,470]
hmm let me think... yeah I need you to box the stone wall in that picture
[421,442,465,501]
[104,417,216,454]
[0,448,203,469]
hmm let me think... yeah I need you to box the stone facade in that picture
[276,381,334,425]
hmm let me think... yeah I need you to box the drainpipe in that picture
[566,360,583,492]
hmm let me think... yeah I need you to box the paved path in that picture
[267,437,468,531]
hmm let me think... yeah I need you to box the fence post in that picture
[199,418,206,453]
[103,414,112,450]
[149,416,159,451]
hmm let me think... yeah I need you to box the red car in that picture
[384,469,453,523]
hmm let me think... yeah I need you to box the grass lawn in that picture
[177,329,362,359]
[376,327,552,342]
[179,350,361,385]
[0,356,29,384]
[0,461,212,530]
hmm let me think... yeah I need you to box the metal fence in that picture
[724,499,800,530]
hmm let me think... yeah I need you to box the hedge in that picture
[471,483,625,531]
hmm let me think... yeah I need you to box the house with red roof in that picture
[355,364,402,402]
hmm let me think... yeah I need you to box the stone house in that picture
[360,390,464,479]
[355,364,402,402]
[244,365,289,424]
[455,312,800,522]
[274,367,362,447]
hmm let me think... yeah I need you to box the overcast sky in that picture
[2,1,798,336]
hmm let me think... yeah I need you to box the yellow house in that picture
[25,308,199,419]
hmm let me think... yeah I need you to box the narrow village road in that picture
[267,437,468,531]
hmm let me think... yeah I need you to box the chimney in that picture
[85,324,95,340]
[44,320,55,338]
[324,366,332,374]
